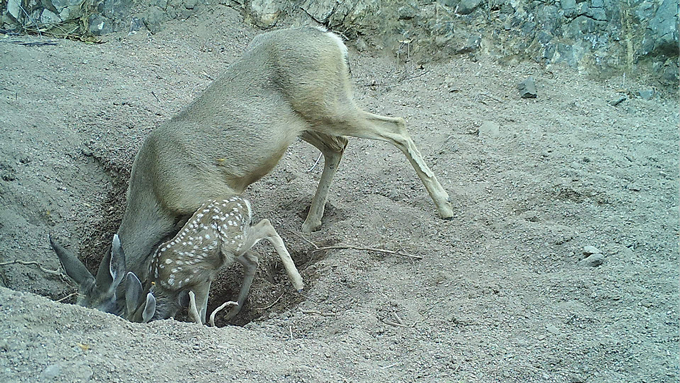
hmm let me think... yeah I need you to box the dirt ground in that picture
[1,6,678,383]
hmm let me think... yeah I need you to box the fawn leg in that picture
[187,291,201,324]
[188,282,211,324]
[224,250,259,321]
[244,219,304,291]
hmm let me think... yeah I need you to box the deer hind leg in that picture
[320,109,454,220]
[223,250,259,321]
[300,131,348,233]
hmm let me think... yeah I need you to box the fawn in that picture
[128,197,303,324]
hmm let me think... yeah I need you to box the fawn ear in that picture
[125,272,143,316]
[142,293,157,323]
[49,234,95,287]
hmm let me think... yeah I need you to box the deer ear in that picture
[125,272,143,317]
[142,293,157,323]
[49,234,95,287]
[107,234,127,293]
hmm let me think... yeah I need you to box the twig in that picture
[209,301,238,327]
[18,4,41,37]
[282,229,318,249]
[392,312,404,325]
[299,308,336,317]
[477,92,503,103]
[311,245,422,260]
[0,260,63,276]
[381,319,410,328]
[381,362,401,369]
[289,325,293,340]
[256,293,284,311]
[56,292,78,302]
[151,91,160,103]
[306,153,323,172]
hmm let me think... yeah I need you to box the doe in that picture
[51,26,452,318]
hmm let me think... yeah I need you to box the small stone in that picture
[41,364,61,379]
[355,37,368,52]
[579,253,604,267]
[637,89,655,100]
[478,121,500,138]
[546,324,560,335]
[582,245,601,255]
[517,77,537,98]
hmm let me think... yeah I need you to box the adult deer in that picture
[51,26,453,316]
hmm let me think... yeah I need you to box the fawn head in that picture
[124,272,157,323]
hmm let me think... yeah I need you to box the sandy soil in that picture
[1,6,678,383]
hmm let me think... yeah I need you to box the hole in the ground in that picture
[296,202,348,226]
[207,236,337,327]
[61,155,338,325]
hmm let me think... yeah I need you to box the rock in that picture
[457,0,482,15]
[579,253,604,267]
[647,0,679,56]
[517,77,537,98]
[41,364,61,379]
[457,33,482,54]
[478,121,500,138]
[128,17,144,34]
[247,0,282,28]
[300,0,335,23]
[398,5,417,20]
[142,6,167,34]
[355,37,368,52]
[582,245,601,255]
[89,14,114,35]
[560,0,576,10]
[7,0,22,19]
[637,89,655,100]
[40,9,61,25]
[546,324,560,335]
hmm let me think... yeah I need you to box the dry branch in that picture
[0,259,63,276]
[312,245,422,260]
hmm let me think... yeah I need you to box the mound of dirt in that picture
[1,6,677,382]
